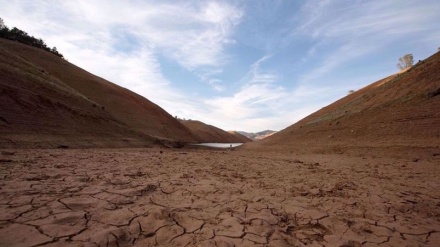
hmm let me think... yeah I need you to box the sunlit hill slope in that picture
[246,52,440,153]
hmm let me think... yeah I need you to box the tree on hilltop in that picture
[397,54,414,70]
[0,17,63,58]
[0,18,9,37]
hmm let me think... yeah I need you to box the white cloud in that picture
[298,0,440,39]
[199,56,292,131]
[243,55,277,85]
[130,1,243,69]
[195,68,225,92]
[0,0,244,116]
[1,0,243,70]
[299,42,376,85]
[294,0,440,87]
[198,53,349,132]
[2,0,439,133]
[199,82,337,132]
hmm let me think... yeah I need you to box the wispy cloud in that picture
[294,0,440,85]
[0,0,244,112]
[1,0,439,133]
[196,68,225,92]
[132,1,243,69]
[297,0,440,39]
[242,55,278,85]
[70,1,242,70]
[201,56,291,131]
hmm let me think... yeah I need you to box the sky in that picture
[1,0,440,132]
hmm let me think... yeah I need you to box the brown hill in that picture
[0,39,198,147]
[246,51,440,154]
[179,120,252,143]
[228,131,254,143]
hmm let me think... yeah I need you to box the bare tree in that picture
[0,18,5,29]
[397,54,414,70]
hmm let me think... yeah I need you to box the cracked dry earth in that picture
[0,148,439,247]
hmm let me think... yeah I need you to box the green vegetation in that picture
[0,17,63,58]
[397,54,413,70]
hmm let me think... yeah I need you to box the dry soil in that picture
[1,148,439,246]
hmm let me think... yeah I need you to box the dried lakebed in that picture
[0,148,439,246]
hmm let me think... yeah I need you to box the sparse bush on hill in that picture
[348,90,355,95]
[0,17,63,58]
[397,54,413,70]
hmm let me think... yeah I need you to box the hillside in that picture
[179,120,252,143]
[238,130,277,140]
[0,40,151,147]
[0,39,200,147]
[246,51,440,153]
[228,131,254,143]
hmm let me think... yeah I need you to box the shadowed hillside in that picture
[0,39,200,147]
[179,120,252,143]
[246,51,440,154]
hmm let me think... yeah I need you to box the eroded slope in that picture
[0,42,156,148]
[249,52,440,152]
[0,39,197,145]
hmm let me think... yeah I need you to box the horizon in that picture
[1,0,439,132]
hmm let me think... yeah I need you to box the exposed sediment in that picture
[0,148,439,246]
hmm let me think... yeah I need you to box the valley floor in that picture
[0,148,439,246]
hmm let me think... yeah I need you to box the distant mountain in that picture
[245,51,440,152]
[180,120,253,143]
[237,130,277,140]
[228,131,255,143]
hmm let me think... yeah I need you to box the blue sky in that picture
[1,0,440,132]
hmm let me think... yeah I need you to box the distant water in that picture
[193,143,243,148]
